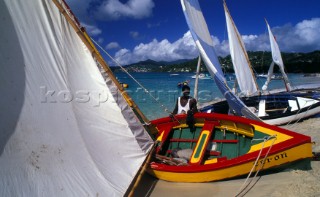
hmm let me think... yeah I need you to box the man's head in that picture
[182,85,190,97]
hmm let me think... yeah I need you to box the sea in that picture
[114,72,320,120]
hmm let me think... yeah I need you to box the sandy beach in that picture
[135,117,320,197]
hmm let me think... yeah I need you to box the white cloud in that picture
[130,31,140,39]
[113,18,320,65]
[97,38,104,44]
[282,18,320,52]
[106,42,120,50]
[114,31,199,65]
[217,18,320,55]
[94,0,155,21]
[82,23,102,36]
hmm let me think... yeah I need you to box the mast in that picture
[223,0,259,94]
[52,0,150,125]
[194,55,202,100]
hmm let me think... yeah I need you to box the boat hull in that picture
[148,113,312,182]
[148,143,311,182]
[200,91,320,125]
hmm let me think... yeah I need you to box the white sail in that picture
[262,61,275,91]
[181,0,260,121]
[223,2,259,96]
[0,0,153,196]
[263,19,292,91]
[180,0,225,79]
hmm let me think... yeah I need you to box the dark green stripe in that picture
[194,134,207,158]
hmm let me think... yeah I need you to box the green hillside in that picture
[111,50,320,73]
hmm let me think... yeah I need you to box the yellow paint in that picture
[204,158,218,165]
[149,143,312,182]
[173,124,189,129]
[248,124,293,153]
[190,130,210,164]
[156,131,164,142]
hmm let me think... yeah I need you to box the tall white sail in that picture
[181,0,260,121]
[180,0,225,78]
[223,2,259,96]
[263,19,292,91]
[0,0,153,196]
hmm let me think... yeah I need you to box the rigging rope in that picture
[234,135,277,197]
[91,38,181,123]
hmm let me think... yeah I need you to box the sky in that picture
[65,0,320,66]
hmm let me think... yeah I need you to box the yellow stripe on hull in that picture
[149,143,312,182]
[248,124,293,153]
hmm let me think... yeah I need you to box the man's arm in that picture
[190,98,198,113]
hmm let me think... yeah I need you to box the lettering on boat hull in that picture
[255,152,288,167]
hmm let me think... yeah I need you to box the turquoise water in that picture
[115,72,320,120]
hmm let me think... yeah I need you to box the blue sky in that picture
[65,0,320,66]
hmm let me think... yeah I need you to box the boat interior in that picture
[154,119,269,165]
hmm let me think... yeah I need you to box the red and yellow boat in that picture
[147,113,312,182]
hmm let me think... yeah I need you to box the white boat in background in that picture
[191,73,212,79]
[257,74,283,80]
[182,0,320,125]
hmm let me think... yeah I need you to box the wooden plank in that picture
[189,121,217,165]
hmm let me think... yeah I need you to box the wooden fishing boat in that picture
[147,112,312,182]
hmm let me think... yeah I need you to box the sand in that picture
[136,117,320,197]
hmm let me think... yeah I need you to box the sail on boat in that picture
[197,0,320,125]
[0,0,154,196]
[223,1,259,97]
[177,0,260,121]
[262,19,292,92]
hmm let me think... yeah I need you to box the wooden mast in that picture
[52,0,150,125]
[194,55,201,101]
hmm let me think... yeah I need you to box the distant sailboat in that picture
[0,0,153,196]
[194,0,320,125]
[262,19,292,92]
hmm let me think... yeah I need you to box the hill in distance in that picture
[110,50,320,73]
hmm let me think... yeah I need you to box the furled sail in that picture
[0,0,153,196]
[223,1,259,96]
[180,0,260,121]
[262,19,292,91]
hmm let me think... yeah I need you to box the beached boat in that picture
[147,112,312,182]
[181,0,320,125]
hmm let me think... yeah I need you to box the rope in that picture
[234,135,277,197]
[90,38,180,122]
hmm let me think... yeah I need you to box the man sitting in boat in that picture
[172,85,198,129]
[172,85,198,115]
